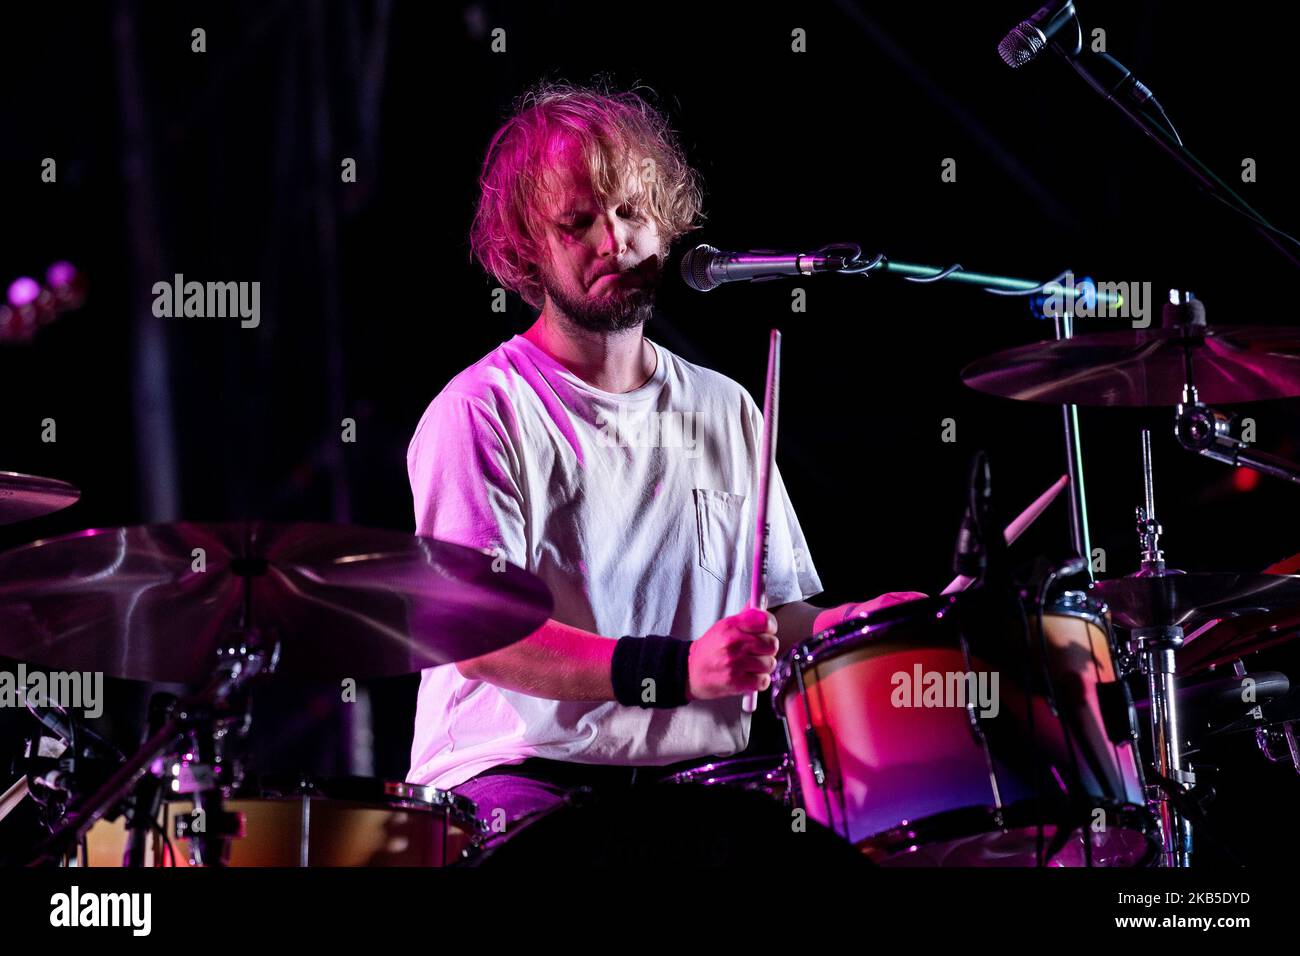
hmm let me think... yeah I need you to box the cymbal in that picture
[1135,671,1291,738]
[0,472,79,525]
[0,522,552,683]
[962,326,1300,406]
[1091,572,1300,630]
[1178,552,1300,672]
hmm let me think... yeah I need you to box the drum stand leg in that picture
[1131,626,1193,867]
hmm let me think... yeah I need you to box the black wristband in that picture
[611,635,692,709]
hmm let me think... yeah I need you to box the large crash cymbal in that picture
[1091,571,1300,631]
[0,472,79,525]
[0,522,552,683]
[962,326,1300,406]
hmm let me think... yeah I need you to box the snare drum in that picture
[773,590,1155,866]
[81,776,481,867]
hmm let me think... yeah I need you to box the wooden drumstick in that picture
[941,473,1071,595]
[0,777,29,826]
[744,329,782,714]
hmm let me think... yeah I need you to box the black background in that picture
[1,0,1297,865]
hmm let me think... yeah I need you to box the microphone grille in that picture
[997,23,1046,69]
[680,244,719,292]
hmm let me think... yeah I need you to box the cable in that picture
[905,263,964,283]
[834,250,1081,304]
[982,269,1076,297]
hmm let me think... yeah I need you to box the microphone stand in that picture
[838,248,1102,575]
[1046,21,1300,270]
[693,243,1114,603]
[1052,306,1093,579]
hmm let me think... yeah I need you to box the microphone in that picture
[997,2,1163,117]
[680,244,849,292]
[953,452,997,580]
[998,1,1079,69]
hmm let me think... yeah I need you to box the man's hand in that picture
[808,592,930,636]
[842,591,930,619]
[686,607,779,701]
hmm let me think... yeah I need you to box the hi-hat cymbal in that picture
[1178,552,1300,672]
[0,472,79,525]
[962,326,1300,406]
[0,522,552,683]
[1091,572,1300,630]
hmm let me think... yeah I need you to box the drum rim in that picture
[771,589,1109,704]
[661,753,792,787]
[381,780,480,820]
[240,774,481,823]
[856,798,1158,867]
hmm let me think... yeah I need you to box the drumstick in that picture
[941,474,1070,595]
[0,777,29,826]
[743,329,782,714]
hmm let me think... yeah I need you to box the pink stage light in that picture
[46,261,78,289]
[7,276,41,308]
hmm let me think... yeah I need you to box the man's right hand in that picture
[686,607,780,701]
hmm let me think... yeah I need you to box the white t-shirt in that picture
[406,333,823,789]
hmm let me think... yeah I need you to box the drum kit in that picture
[3,287,1300,867]
[0,516,551,868]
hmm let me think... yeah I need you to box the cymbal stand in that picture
[21,628,278,867]
[1163,289,1300,484]
[1126,428,1193,867]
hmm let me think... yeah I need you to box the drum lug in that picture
[804,728,827,788]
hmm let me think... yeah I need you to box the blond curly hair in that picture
[470,81,705,307]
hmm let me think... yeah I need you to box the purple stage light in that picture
[7,276,41,308]
[46,261,78,288]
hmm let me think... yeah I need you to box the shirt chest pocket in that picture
[692,488,749,585]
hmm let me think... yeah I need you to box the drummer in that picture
[405,81,924,832]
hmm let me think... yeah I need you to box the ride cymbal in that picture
[963,326,1300,406]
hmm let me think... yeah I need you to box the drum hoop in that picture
[663,754,793,787]
[237,776,481,826]
[380,780,478,819]
[772,590,1111,704]
[856,798,1157,867]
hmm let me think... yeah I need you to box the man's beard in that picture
[540,270,658,334]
